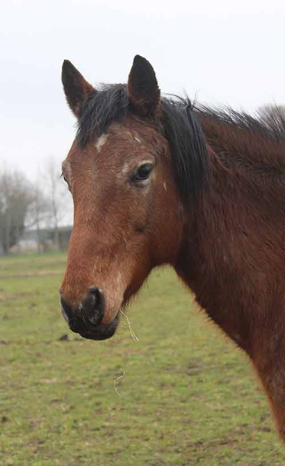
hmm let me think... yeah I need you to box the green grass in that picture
[0,253,284,465]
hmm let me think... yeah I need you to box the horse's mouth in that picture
[69,313,119,341]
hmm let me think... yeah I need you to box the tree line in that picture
[0,157,72,255]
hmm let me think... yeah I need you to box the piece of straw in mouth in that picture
[120,310,139,341]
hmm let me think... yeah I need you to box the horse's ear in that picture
[62,60,95,117]
[128,55,160,117]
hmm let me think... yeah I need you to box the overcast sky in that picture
[1,0,285,180]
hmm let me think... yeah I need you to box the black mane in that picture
[195,104,285,182]
[77,85,209,204]
[196,104,285,142]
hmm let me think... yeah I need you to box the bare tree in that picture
[27,181,50,253]
[0,168,33,255]
[0,161,71,255]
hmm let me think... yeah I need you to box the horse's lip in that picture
[72,314,119,341]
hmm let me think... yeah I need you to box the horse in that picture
[60,55,285,441]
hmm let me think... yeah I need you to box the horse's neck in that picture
[175,122,285,437]
[174,148,285,352]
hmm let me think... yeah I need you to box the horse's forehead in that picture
[94,133,108,154]
[92,125,151,161]
[65,121,158,173]
[107,123,144,143]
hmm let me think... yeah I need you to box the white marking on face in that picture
[135,137,142,144]
[163,182,167,191]
[95,134,108,153]
[122,163,130,176]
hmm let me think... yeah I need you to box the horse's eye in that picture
[133,163,153,182]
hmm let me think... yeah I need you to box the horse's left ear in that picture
[62,60,95,117]
[128,55,160,117]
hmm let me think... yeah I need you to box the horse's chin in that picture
[77,313,119,341]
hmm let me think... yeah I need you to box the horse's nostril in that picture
[81,286,104,326]
[60,287,104,332]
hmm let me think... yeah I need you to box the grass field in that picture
[0,252,284,465]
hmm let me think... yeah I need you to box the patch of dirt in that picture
[187,361,203,375]
[0,292,30,301]
[58,334,69,342]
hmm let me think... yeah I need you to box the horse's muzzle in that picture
[60,286,118,340]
